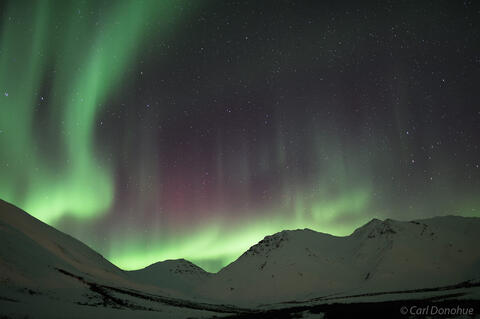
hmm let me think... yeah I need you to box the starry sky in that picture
[0,0,479,272]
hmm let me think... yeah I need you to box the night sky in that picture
[0,0,479,272]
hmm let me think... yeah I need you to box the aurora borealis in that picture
[0,0,479,272]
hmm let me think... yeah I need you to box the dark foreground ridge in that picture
[55,268,253,315]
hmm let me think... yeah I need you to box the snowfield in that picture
[1,199,479,318]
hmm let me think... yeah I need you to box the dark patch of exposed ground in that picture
[55,268,252,315]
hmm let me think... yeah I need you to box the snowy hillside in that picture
[1,197,479,317]
[350,217,480,293]
[198,216,480,305]
[0,199,239,318]
[0,199,128,292]
[128,258,212,299]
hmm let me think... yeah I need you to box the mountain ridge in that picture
[1,197,479,312]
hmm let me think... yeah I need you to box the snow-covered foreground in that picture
[1,198,479,318]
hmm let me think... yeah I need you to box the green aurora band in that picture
[0,1,180,223]
[108,189,372,271]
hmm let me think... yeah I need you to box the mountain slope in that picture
[198,216,480,305]
[0,199,237,318]
[350,217,480,292]
[0,199,129,293]
[128,258,212,299]
[2,197,479,315]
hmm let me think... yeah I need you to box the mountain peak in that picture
[241,228,320,258]
[351,218,398,239]
[244,231,289,257]
[142,258,208,275]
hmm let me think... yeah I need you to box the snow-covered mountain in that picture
[0,198,128,292]
[128,258,212,299]
[198,216,480,305]
[0,199,240,318]
[1,197,479,317]
[350,217,480,292]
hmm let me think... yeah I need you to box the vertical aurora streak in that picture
[0,0,180,223]
[1,1,478,272]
